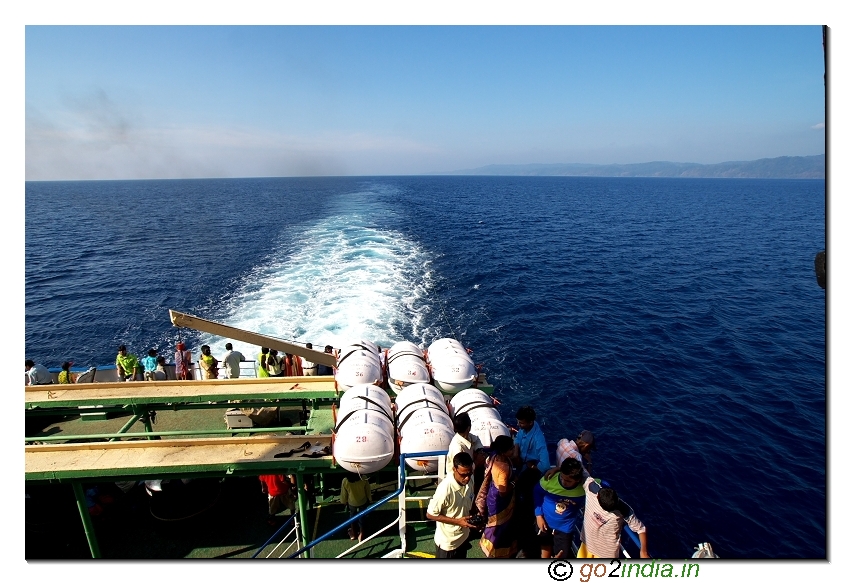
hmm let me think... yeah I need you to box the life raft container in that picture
[333,384,395,473]
[335,344,384,391]
[426,338,477,393]
[387,341,430,394]
[398,407,455,474]
[450,388,510,447]
[394,382,449,427]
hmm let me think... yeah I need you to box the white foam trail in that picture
[200,192,435,361]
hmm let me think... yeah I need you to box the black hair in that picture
[559,457,584,482]
[453,412,472,433]
[148,349,157,357]
[25,359,34,367]
[61,361,72,371]
[516,406,536,422]
[306,342,313,349]
[346,472,362,482]
[118,345,127,352]
[225,342,233,350]
[156,356,166,365]
[261,347,269,354]
[598,487,620,512]
[201,345,211,356]
[324,345,333,352]
[452,451,473,469]
[491,434,514,455]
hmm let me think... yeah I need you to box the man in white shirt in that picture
[301,342,318,376]
[221,343,246,379]
[25,359,53,385]
[426,452,477,558]
[446,412,486,475]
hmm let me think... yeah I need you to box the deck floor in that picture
[25,472,492,559]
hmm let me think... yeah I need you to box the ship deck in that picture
[25,375,494,559]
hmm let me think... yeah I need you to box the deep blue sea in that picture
[24,176,825,559]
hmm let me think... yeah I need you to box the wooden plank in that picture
[25,376,341,408]
[26,435,334,480]
[169,310,337,367]
[26,434,330,452]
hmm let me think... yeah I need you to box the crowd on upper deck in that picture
[25,339,335,384]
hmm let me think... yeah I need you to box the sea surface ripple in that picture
[25,175,825,558]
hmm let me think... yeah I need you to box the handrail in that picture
[285,450,447,559]
[259,451,646,560]
[252,514,299,558]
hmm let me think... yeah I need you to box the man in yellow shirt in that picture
[115,345,140,381]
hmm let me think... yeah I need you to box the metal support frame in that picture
[71,481,101,558]
[295,472,311,557]
[287,450,447,559]
[109,414,141,441]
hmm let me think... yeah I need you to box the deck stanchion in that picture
[71,481,101,558]
[295,471,311,557]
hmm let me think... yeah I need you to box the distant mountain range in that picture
[442,154,824,179]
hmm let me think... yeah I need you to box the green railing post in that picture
[71,481,101,558]
[295,471,311,557]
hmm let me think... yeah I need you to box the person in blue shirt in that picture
[533,457,586,558]
[142,349,158,381]
[512,405,550,473]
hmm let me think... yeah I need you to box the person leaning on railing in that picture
[25,359,53,385]
[578,477,649,559]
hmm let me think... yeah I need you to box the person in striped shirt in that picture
[579,477,649,559]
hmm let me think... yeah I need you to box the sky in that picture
[23,23,826,180]
[8,1,848,581]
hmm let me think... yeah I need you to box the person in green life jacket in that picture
[266,349,283,376]
[257,347,270,378]
[115,345,140,382]
[533,457,586,559]
[58,361,75,384]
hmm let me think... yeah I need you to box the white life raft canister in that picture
[387,341,430,394]
[426,338,477,393]
[398,407,455,474]
[450,388,509,447]
[394,382,449,427]
[333,384,395,473]
[335,344,384,391]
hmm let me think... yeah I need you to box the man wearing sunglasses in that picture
[426,452,478,558]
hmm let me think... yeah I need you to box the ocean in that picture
[24,175,826,559]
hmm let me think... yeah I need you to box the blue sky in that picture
[24,24,826,180]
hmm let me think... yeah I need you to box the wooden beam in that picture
[26,434,334,480]
[25,377,340,408]
[169,310,337,367]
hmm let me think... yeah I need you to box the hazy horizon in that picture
[25,25,825,181]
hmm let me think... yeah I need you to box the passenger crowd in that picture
[25,340,334,384]
[426,405,650,560]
